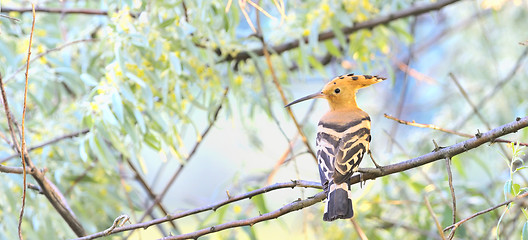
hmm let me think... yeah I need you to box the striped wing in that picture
[316,117,371,186]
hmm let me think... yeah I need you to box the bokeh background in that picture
[1,0,528,239]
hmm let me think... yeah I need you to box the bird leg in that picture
[368,150,382,169]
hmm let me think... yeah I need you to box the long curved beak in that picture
[285,92,324,108]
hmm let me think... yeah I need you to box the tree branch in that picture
[444,191,528,236]
[384,114,528,146]
[72,180,321,240]
[357,116,528,180]
[160,192,327,240]
[221,0,462,62]
[0,7,108,16]
[5,39,96,83]
[75,117,528,239]
[134,88,229,227]
[0,129,90,163]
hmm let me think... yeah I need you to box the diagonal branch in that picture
[444,191,528,237]
[134,88,229,228]
[357,116,528,179]
[160,191,327,240]
[72,180,321,240]
[5,39,96,83]
[384,114,528,146]
[1,7,109,16]
[0,129,90,163]
[221,0,462,62]
[256,13,317,162]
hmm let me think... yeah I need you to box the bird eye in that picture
[334,88,340,94]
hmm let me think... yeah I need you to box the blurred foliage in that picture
[0,0,528,239]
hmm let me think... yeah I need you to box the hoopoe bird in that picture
[286,74,385,221]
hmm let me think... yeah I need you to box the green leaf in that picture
[144,132,161,151]
[125,72,147,87]
[80,73,98,86]
[169,53,182,75]
[451,155,467,179]
[112,93,124,123]
[523,221,528,240]
[324,40,342,57]
[307,55,325,76]
[504,180,512,201]
[159,17,176,28]
[101,105,120,127]
[513,183,521,195]
[79,138,89,162]
[249,190,269,214]
[133,108,147,133]
[330,18,347,47]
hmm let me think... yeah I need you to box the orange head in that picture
[285,74,386,111]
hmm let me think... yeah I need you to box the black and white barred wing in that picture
[316,130,339,192]
[334,117,371,183]
[317,117,371,185]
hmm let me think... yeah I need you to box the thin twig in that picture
[74,117,528,240]
[445,158,457,229]
[452,48,528,131]
[378,217,440,239]
[5,39,96,83]
[444,191,528,237]
[266,99,317,184]
[0,165,35,174]
[1,7,109,15]
[72,180,321,240]
[257,20,317,163]
[449,73,491,130]
[424,195,447,240]
[0,13,21,22]
[449,73,512,160]
[65,163,95,196]
[134,88,229,228]
[384,114,528,146]
[125,157,179,232]
[1,129,90,163]
[350,218,368,240]
[18,5,36,239]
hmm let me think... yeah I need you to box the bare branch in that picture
[18,5,36,238]
[444,191,528,236]
[72,180,321,240]
[350,218,368,240]
[453,48,528,131]
[256,12,317,163]
[161,192,326,240]
[0,129,90,164]
[424,195,446,240]
[445,158,456,234]
[220,0,462,62]
[124,157,180,232]
[356,117,528,182]
[384,114,528,146]
[0,165,35,174]
[1,7,109,16]
[5,39,96,83]
[0,13,20,22]
[135,88,229,227]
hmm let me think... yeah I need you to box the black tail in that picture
[323,182,354,221]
